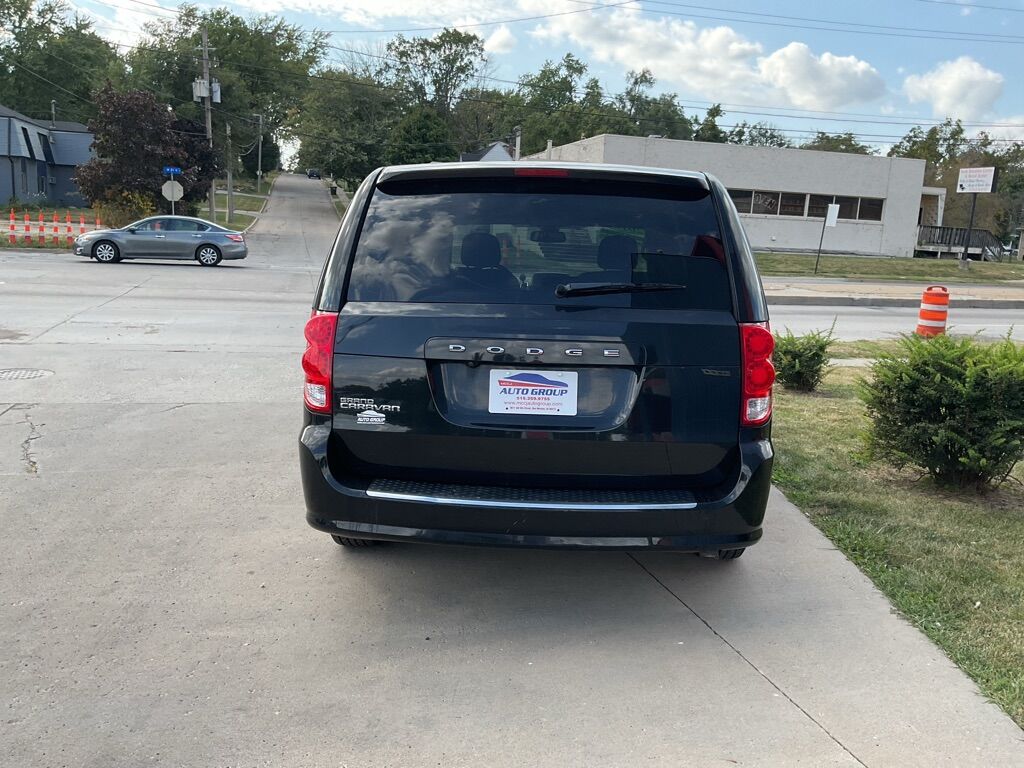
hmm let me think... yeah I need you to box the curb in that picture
[767,295,1024,309]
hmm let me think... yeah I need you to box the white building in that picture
[529,135,945,258]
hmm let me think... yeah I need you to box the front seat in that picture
[576,235,638,283]
[459,232,519,290]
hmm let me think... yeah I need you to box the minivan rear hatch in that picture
[329,168,743,491]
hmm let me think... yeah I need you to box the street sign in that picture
[957,167,997,194]
[825,203,840,228]
[162,180,183,202]
[163,166,182,176]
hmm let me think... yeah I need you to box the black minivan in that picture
[300,162,774,558]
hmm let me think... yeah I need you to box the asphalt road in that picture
[769,304,1024,341]
[2,173,1022,767]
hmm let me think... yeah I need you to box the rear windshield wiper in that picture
[555,282,687,298]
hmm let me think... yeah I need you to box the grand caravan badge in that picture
[487,370,579,416]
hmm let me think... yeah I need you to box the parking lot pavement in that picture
[2,174,1022,766]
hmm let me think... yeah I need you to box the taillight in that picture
[226,234,244,242]
[302,311,339,413]
[740,322,775,426]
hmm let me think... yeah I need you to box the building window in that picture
[752,190,780,215]
[38,132,55,164]
[21,127,36,160]
[779,193,806,216]
[728,189,753,213]
[835,196,859,219]
[38,175,46,195]
[807,194,832,218]
[858,197,884,221]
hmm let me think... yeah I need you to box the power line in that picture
[910,0,1024,13]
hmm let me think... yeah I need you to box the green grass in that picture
[773,367,1024,726]
[829,337,1022,359]
[214,170,279,196]
[757,252,1024,283]
[213,210,257,230]
[214,191,266,212]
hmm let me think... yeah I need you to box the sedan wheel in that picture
[93,241,120,263]
[196,245,222,267]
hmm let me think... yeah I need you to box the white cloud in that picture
[484,25,516,55]
[757,43,885,110]
[903,56,1004,119]
[529,3,885,110]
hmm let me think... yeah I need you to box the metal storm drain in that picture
[0,368,54,381]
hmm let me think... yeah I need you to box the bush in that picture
[91,191,156,228]
[860,335,1024,490]
[772,326,835,391]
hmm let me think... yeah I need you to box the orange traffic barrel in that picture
[916,285,949,337]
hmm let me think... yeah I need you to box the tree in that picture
[0,0,123,122]
[75,86,220,214]
[615,69,692,140]
[693,104,728,143]
[382,29,486,116]
[126,5,325,174]
[293,70,401,185]
[888,118,967,184]
[800,131,875,155]
[384,105,455,165]
[729,121,791,148]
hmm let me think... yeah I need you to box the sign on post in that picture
[814,204,842,274]
[163,166,182,176]
[161,179,184,216]
[957,167,997,194]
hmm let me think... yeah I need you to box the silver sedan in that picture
[73,215,248,266]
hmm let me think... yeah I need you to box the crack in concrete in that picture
[628,553,868,768]
[17,405,41,475]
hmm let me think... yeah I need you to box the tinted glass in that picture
[779,193,806,216]
[807,194,832,218]
[728,189,753,213]
[752,191,780,215]
[859,198,883,221]
[168,220,206,232]
[835,196,859,219]
[347,177,732,311]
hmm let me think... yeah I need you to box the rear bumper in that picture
[299,422,773,551]
[222,244,248,260]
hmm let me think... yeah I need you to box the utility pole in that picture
[50,100,56,128]
[226,122,234,223]
[255,113,263,195]
[201,27,215,221]
[513,125,522,161]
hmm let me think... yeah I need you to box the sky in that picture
[71,0,1024,151]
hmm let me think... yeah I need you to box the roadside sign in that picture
[163,166,182,176]
[957,167,997,194]
[162,180,184,201]
[825,203,840,228]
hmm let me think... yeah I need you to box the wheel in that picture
[93,240,120,263]
[331,535,378,547]
[717,548,745,560]
[196,244,222,266]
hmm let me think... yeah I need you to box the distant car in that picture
[73,215,248,266]
[307,168,321,179]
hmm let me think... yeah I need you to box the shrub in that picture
[91,191,156,229]
[772,325,835,391]
[860,335,1024,490]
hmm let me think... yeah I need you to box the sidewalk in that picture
[765,276,1024,308]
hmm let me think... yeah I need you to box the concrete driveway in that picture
[1,174,1021,766]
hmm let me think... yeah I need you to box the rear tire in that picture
[717,548,745,560]
[331,535,378,547]
[196,244,222,266]
[93,241,120,263]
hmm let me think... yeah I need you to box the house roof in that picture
[459,141,512,162]
[0,104,89,133]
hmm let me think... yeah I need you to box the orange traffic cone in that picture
[24,213,32,244]
[8,209,14,245]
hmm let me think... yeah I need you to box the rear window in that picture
[346,177,732,310]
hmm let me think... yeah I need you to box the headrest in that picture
[460,232,502,268]
[597,235,637,270]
